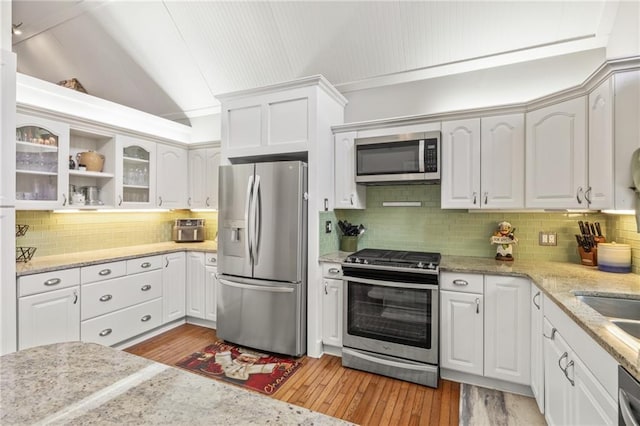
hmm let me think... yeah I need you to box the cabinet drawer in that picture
[127,255,162,274]
[440,272,483,294]
[81,261,126,284]
[19,268,80,297]
[322,263,343,278]
[81,298,162,347]
[81,270,162,320]
[205,253,218,267]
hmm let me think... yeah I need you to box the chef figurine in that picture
[490,221,518,261]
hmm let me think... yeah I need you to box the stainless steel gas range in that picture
[341,249,440,388]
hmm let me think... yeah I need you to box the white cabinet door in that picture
[156,144,188,208]
[572,354,618,426]
[162,252,186,323]
[526,97,587,208]
[188,148,207,208]
[18,286,80,350]
[226,102,262,151]
[186,252,205,319]
[205,148,221,209]
[15,113,70,210]
[588,77,614,210]
[115,136,156,209]
[480,114,525,208]
[441,118,481,209]
[334,131,366,209]
[440,290,483,375]
[543,318,573,426]
[205,265,217,322]
[322,278,343,347]
[530,284,545,414]
[484,275,530,385]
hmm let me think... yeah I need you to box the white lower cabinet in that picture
[204,253,218,322]
[186,252,206,318]
[18,286,80,350]
[440,272,530,388]
[530,283,545,413]
[162,252,186,323]
[321,263,343,349]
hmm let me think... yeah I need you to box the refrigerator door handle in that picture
[252,175,262,265]
[244,175,254,264]
[219,278,295,293]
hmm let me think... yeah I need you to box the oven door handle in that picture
[344,276,438,291]
[418,139,425,172]
[342,348,433,372]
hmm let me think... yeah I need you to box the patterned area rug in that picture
[176,341,302,395]
[459,384,546,426]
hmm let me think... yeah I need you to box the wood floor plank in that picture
[124,324,460,425]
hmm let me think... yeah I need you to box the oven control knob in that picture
[428,262,435,269]
[417,261,424,269]
[363,259,369,264]
[354,258,361,263]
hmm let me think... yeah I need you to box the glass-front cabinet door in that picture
[115,135,156,209]
[15,113,69,209]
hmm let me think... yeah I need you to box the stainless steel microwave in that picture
[355,131,441,184]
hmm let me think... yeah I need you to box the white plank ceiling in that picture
[11,0,617,121]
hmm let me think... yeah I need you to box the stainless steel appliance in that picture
[355,132,440,184]
[342,248,440,387]
[619,366,640,425]
[217,161,307,356]
[172,218,205,242]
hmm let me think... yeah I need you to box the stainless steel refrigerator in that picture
[217,161,307,356]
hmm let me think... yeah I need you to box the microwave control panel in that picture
[424,139,438,173]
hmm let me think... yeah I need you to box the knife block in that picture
[578,245,597,266]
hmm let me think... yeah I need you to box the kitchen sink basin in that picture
[575,295,640,321]
[611,320,640,340]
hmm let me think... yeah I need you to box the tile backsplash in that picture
[15,210,218,257]
[320,185,633,269]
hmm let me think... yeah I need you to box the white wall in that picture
[342,49,606,123]
[606,0,640,59]
[0,1,10,51]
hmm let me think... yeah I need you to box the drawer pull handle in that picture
[141,284,152,291]
[475,298,480,314]
[532,292,541,310]
[209,257,217,264]
[73,290,78,304]
[98,269,112,276]
[99,294,113,302]
[543,328,557,340]
[141,262,151,268]
[99,328,112,337]
[328,268,340,274]
[44,278,61,286]
[141,314,152,322]
[453,279,468,286]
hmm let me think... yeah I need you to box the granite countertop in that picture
[16,241,218,277]
[0,342,347,425]
[319,252,640,382]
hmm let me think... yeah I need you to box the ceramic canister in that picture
[597,242,632,273]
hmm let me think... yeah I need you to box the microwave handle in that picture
[419,140,425,173]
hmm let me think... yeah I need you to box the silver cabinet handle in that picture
[73,290,78,304]
[584,186,592,204]
[98,269,111,276]
[475,298,480,314]
[208,257,217,264]
[533,291,541,310]
[350,194,354,205]
[324,281,328,295]
[165,258,169,267]
[205,196,210,207]
[99,328,112,337]
[328,267,340,275]
[564,360,575,386]
[44,278,61,286]
[453,279,468,286]
[543,327,557,340]
[472,192,477,205]
[141,314,152,322]
[99,294,113,302]
[158,196,163,206]
[619,389,640,426]
[558,352,569,372]
[140,262,151,269]
[187,197,191,207]
[62,193,67,206]
[576,186,584,204]
[118,195,123,206]
[141,284,152,291]
[484,192,488,205]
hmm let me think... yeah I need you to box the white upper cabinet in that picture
[334,131,366,209]
[156,144,188,209]
[480,114,525,209]
[188,147,221,209]
[15,113,70,210]
[587,77,614,210]
[115,136,156,209]
[526,97,588,209]
[441,118,481,209]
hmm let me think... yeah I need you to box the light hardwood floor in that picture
[125,324,460,425]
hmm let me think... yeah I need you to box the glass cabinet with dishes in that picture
[115,135,156,209]
[15,113,69,209]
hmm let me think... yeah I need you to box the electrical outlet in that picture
[325,220,332,234]
[548,232,557,245]
[539,231,557,246]
[539,232,548,245]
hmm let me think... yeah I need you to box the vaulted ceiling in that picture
[11,1,619,122]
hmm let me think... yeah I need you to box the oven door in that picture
[342,275,438,364]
